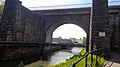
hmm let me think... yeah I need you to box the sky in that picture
[19,0,120,10]
[19,0,92,10]
[52,24,86,39]
[20,0,91,7]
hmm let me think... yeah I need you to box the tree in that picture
[0,0,5,21]
[83,37,86,44]
[58,36,63,39]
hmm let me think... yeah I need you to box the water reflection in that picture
[49,52,74,64]
[71,47,83,54]
[49,47,82,64]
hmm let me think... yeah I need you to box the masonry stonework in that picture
[92,0,110,48]
[0,0,45,42]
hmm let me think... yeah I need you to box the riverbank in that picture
[48,48,105,67]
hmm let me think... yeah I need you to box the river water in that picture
[24,47,83,67]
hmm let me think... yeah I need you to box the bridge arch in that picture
[45,19,89,43]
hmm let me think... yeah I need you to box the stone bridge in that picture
[33,5,120,43]
[0,0,120,62]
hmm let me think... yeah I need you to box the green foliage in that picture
[79,48,86,55]
[0,4,4,14]
[0,1,4,20]
[76,54,105,67]
[83,37,86,44]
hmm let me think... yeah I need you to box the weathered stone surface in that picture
[92,0,112,58]
[0,0,45,61]
[0,0,45,42]
[110,9,120,52]
[92,0,109,49]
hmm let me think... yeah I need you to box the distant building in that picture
[70,38,83,44]
[74,39,83,44]
[52,38,72,43]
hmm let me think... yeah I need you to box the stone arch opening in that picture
[45,21,88,43]
[52,23,87,44]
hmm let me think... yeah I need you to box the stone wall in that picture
[17,4,41,42]
[92,0,111,58]
[0,0,44,61]
[0,0,45,42]
[109,10,120,53]
[92,0,110,48]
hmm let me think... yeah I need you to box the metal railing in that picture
[70,48,105,67]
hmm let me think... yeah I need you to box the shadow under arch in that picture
[45,20,88,43]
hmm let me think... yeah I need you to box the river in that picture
[24,47,83,67]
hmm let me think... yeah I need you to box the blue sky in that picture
[19,0,120,10]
